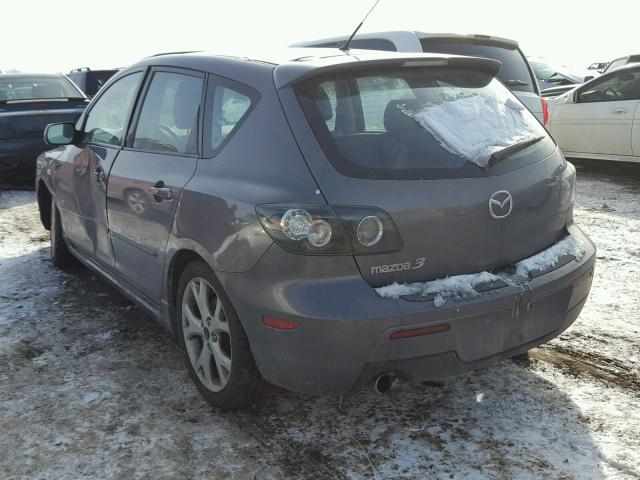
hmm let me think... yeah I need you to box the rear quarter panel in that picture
[165,74,322,289]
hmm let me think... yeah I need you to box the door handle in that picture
[92,167,105,183]
[612,108,628,114]
[148,182,172,200]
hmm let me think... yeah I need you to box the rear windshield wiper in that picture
[488,136,545,167]
[505,79,529,87]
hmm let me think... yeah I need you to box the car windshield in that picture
[530,60,585,81]
[0,76,82,101]
[296,67,547,180]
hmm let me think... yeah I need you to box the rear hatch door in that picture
[288,58,563,287]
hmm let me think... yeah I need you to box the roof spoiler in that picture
[274,55,501,89]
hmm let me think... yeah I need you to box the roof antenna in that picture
[339,0,381,51]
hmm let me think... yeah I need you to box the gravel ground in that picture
[1,161,639,480]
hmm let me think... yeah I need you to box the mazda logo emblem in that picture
[489,190,513,219]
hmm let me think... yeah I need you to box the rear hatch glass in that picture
[296,66,549,180]
[419,39,536,93]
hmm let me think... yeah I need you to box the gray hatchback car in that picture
[36,49,595,409]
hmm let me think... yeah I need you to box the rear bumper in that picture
[0,138,50,168]
[221,224,595,395]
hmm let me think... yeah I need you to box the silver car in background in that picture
[292,31,549,125]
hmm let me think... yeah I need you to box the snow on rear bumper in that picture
[221,225,595,395]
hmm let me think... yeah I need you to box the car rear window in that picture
[296,66,548,180]
[0,76,82,101]
[419,39,536,93]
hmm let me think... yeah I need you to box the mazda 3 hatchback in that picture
[36,49,595,409]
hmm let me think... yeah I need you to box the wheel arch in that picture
[167,249,208,308]
[36,180,52,231]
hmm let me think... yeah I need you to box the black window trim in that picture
[78,68,148,150]
[202,73,260,159]
[123,65,206,158]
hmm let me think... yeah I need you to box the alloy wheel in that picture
[181,277,232,392]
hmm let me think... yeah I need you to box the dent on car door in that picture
[106,69,203,302]
[54,72,144,265]
[552,69,640,156]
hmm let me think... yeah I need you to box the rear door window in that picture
[419,40,536,93]
[296,67,549,180]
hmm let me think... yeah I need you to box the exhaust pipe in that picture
[373,373,394,394]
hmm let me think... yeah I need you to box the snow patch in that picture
[514,235,585,277]
[376,235,586,306]
[407,94,540,167]
[376,271,500,301]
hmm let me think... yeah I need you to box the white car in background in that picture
[548,64,640,163]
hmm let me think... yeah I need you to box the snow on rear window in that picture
[296,68,548,180]
[407,94,541,167]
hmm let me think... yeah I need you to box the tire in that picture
[125,189,147,215]
[174,260,261,410]
[50,200,73,269]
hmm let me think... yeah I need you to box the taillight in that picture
[541,97,550,126]
[256,204,402,255]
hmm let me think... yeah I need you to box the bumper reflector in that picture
[390,323,450,340]
[262,316,299,331]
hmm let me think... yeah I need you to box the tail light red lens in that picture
[541,97,550,126]
[390,323,450,339]
[262,316,299,331]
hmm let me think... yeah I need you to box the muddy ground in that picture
[0,160,639,479]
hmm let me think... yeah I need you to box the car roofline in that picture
[271,50,502,89]
[290,30,520,50]
[121,48,501,90]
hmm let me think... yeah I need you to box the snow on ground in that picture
[1,161,639,479]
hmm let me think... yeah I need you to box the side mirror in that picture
[44,122,76,146]
[584,75,594,82]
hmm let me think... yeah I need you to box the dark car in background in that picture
[0,74,88,171]
[67,68,119,98]
[36,49,594,410]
